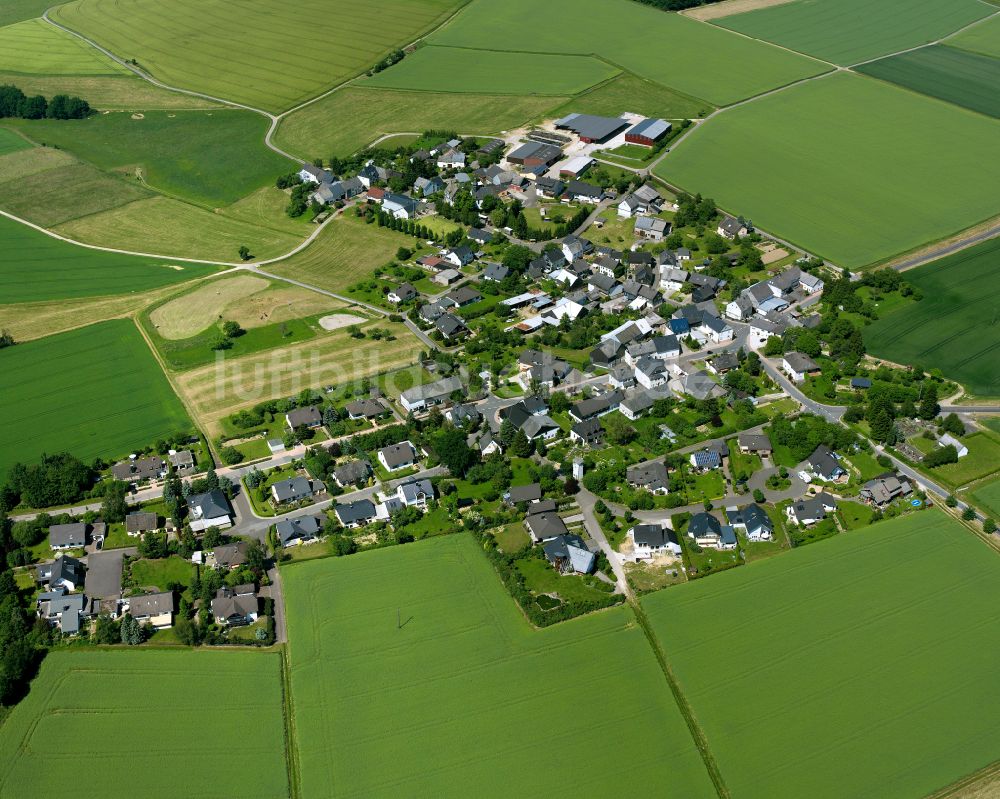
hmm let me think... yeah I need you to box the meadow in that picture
[0,128,30,156]
[644,511,1000,799]
[864,237,1000,396]
[0,319,193,478]
[52,0,463,112]
[950,13,1000,59]
[429,0,827,106]
[0,18,126,75]
[5,110,294,206]
[282,534,715,798]
[856,45,1000,119]
[363,46,618,95]
[715,0,993,66]
[553,73,713,120]
[0,650,288,799]
[274,86,561,159]
[657,73,1000,268]
[0,214,217,303]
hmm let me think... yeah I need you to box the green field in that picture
[716,0,993,66]
[658,73,1000,268]
[0,128,30,156]
[5,110,294,206]
[864,237,1000,396]
[644,511,1000,799]
[283,534,716,798]
[950,13,1000,59]
[274,86,562,158]
[0,214,217,303]
[0,72,221,110]
[553,72,713,119]
[925,432,1000,488]
[0,319,194,478]
[0,18,126,75]
[0,0,54,26]
[429,0,827,106]
[857,45,1000,119]
[970,477,1000,519]
[52,0,463,112]
[0,650,288,798]
[363,45,618,95]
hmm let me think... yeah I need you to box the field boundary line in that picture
[629,601,732,799]
[278,646,302,799]
[926,757,1000,798]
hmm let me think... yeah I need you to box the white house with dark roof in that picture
[782,352,821,383]
[187,489,232,532]
[378,441,418,473]
[725,504,773,542]
[627,523,681,561]
[786,492,837,526]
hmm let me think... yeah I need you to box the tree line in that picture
[0,84,92,120]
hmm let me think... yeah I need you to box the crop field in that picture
[5,110,294,207]
[0,0,54,27]
[0,319,193,478]
[283,534,715,798]
[971,477,1000,519]
[0,128,30,156]
[54,196,305,261]
[553,73,713,120]
[715,0,993,66]
[429,0,827,106]
[0,650,288,799]
[658,73,1000,268]
[644,511,1000,799]
[149,274,341,339]
[275,86,561,159]
[950,13,1000,59]
[52,0,463,112]
[363,46,618,95]
[856,45,1000,119]
[173,319,421,435]
[864,237,1000,396]
[269,213,417,294]
[0,18,126,75]
[0,72,221,110]
[0,214,217,303]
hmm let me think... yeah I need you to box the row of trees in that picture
[0,85,91,120]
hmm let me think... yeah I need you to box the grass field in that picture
[173,319,421,435]
[52,0,463,112]
[54,195,304,261]
[925,432,1000,488]
[0,72,222,110]
[5,110,294,207]
[429,0,827,106]
[552,72,713,120]
[0,319,193,478]
[283,534,716,798]
[950,13,1000,59]
[658,73,1000,268]
[864,237,1000,396]
[275,86,562,158]
[0,214,217,303]
[0,650,288,798]
[0,128,30,156]
[0,0,54,26]
[363,45,619,95]
[970,477,1000,519]
[644,510,1000,799]
[0,18,127,75]
[856,45,1000,119]
[269,213,415,294]
[219,187,314,236]
[716,0,993,66]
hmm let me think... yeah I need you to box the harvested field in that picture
[0,650,289,799]
[683,0,795,21]
[318,313,365,330]
[274,86,562,158]
[0,18,126,75]
[283,534,716,798]
[645,510,1000,799]
[0,72,221,110]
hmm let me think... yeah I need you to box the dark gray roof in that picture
[784,351,820,373]
[188,489,231,520]
[525,511,568,541]
[271,476,316,503]
[128,591,173,619]
[556,113,629,141]
[632,524,678,548]
[333,459,370,486]
[345,398,386,418]
[334,499,377,525]
[808,445,843,479]
[379,442,417,468]
[49,522,87,548]
[507,484,541,504]
[725,503,772,533]
[287,405,322,428]
[627,461,669,491]
[275,514,323,545]
[212,540,249,568]
[688,512,722,537]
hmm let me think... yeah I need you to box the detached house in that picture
[717,216,749,239]
[725,504,773,542]
[860,474,912,507]
[786,493,837,526]
[36,555,84,592]
[782,352,821,383]
[333,460,371,488]
[543,534,595,575]
[126,591,174,629]
[571,417,604,447]
[334,499,377,529]
[49,523,87,551]
[737,432,772,456]
[525,511,569,544]
[387,283,417,304]
[187,490,232,532]
[286,405,322,430]
[687,512,737,550]
[378,441,418,473]
[805,445,847,483]
[211,585,258,626]
[628,524,681,560]
[275,514,323,547]
[634,216,668,242]
[627,461,670,495]
[270,476,323,505]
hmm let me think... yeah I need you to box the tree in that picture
[753,488,765,503]
[919,382,939,420]
[945,494,958,507]
[120,613,144,645]
[763,336,784,357]
[433,426,476,476]
[984,519,997,534]
[924,445,958,468]
[245,540,267,575]
[222,320,244,338]
[604,414,636,445]
[941,412,965,437]
[510,430,533,458]
[868,407,893,443]
[962,507,977,521]
[94,614,119,644]
[499,418,517,448]
[101,480,129,523]
[174,615,199,646]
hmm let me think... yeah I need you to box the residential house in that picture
[211,584,258,626]
[707,351,739,375]
[212,541,249,570]
[275,515,323,547]
[444,246,476,268]
[435,313,469,341]
[396,479,434,509]
[690,449,722,471]
[187,490,233,532]
[345,398,387,420]
[378,441,418,473]
[168,449,196,475]
[479,430,502,456]
[566,180,603,204]
[782,352,822,383]
[543,534,595,575]
[446,403,481,427]
[400,375,463,412]
[660,267,689,294]
[382,192,419,219]
[442,286,481,308]
[525,511,569,544]
[786,492,837,526]
[334,499,377,528]
[125,511,158,537]
[333,460,371,489]
[36,588,96,635]
[635,357,671,390]
[628,524,681,561]
[270,476,323,505]
[620,390,655,420]
[112,456,166,484]
[717,216,749,239]
[535,176,565,199]
[36,555,84,591]
[482,262,509,282]
[634,216,668,242]
[725,504,773,542]
[570,391,622,423]
[127,591,174,628]
[387,282,417,304]
[562,234,593,263]
[688,512,737,550]
[298,164,332,184]
[627,461,670,495]
[286,405,322,430]
[437,148,466,169]
[49,523,87,551]
[468,227,494,245]
[806,445,847,483]
[737,432,772,456]
[571,417,604,447]
[506,484,542,505]
[608,364,635,390]
[860,474,912,507]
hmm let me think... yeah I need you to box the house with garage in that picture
[125,511,158,538]
[334,499,377,528]
[333,459,371,488]
[635,357,671,390]
[566,179,604,204]
[387,282,417,304]
[525,510,570,543]
[36,555,84,592]
[725,504,773,541]
[561,234,593,263]
[737,432,772,456]
[436,148,465,169]
[786,492,838,526]
[270,475,323,506]
[211,584,258,626]
[126,591,174,629]
[781,351,821,383]
[378,441,419,473]
[395,479,434,509]
[717,216,749,239]
[187,489,233,532]
[49,522,87,551]
[286,405,322,431]
[627,461,670,495]
[860,474,912,507]
[688,512,737,550]
[400,375,463,413]
[627,523,681,561]
[805,445,847,483]
[482,262,509,282]
[506,483,542,506]
[275,514,323,547]
[543,534,595,575]
[444,245,476,268]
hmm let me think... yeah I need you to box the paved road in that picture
[574,487,632,598]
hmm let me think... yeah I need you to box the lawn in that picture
[282,534,715,798]
[52,0,463,112]
[130,555,195,590]
[493,522,530,553]
[856,45,1000,119]
[551,72,713,120]
[658,73,1000,268]
[0,211,217,304]
[516,555,614,603]
[838,500,875,530]
[0,650,288,798]
[924,432,1000,488]
[363,46,618,95]
[0,18,127,75]
[274,86,562,159]
[429,0,827,106]
[4,110,294,206]
[970,477,1000,519]
[644,510,1000,799]
[864,237,1000,396]
[716,0,992,66]
[0,319,194,480]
